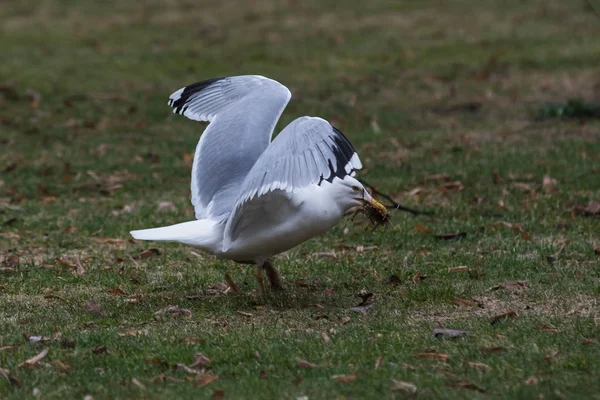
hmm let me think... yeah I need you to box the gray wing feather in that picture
[168,75,291,220]
[223,116,362,245]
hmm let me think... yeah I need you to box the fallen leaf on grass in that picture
[149,374,184,383]
[447,266,468,272]
[50,360,70,373]
[154,305,192,319]
[84,300,107,317]
[452,297,481,307]
[137,248,161,260]
[212,389,225,400]
[156,201,177,212]
[490,310,519,324]
[95,237,126,245]
[2,255,19,268]
[321,332,331,343]
[417,351,448,361]
[391,379,417,394]
[310,251,337,259]
[467,361,492,372]
[450,381,485,393]
[524,376,538,385]
[575,200,600,216]
[189,353,211,369]
[435,232,467,240]
[412,271,427,283]
[433,328,470,338]
[491,280,528,292]
[193,373,218,387]
[332,375,356,383]
[414,223,430,233]
[439,181,464,192]
[18,348,48,368]
[92,346,109,355]
[0,345,19,352]
[75,255,85,276]
[478,346,505,353]
[297,360,319,369]
[544,351,559,363]
[543,175,559,193]
[106,287,127,296]
[582,338,597,345]
[341,316,351,324]
[348,304,372,313]
[237,311,253,317]
[23,333,51,345]
[546,241,568,263]
[537,324,558,333]
[375,356,382,369]
[132,377,146,390]
[0,368,20,387]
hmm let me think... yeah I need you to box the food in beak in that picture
[357,197,391,228]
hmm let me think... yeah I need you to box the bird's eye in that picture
[351,185,361,192]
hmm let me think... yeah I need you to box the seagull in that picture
[130,75,387,294]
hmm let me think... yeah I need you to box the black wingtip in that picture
[170,77,225,115]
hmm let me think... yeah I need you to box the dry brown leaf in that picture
[375,356,382,369]
[341,316,351,325]
[95,237,125,245]
[524,376,538,385]
[194,373,218,387]
[452,297,480,307]
[154,305,192,319]
[439,181,464,192]
[467,361,492,372]
[478,346,505,353]
[321,332,330,343]
[332,374,357,383]
[583,338,597,345]
[236,311,252,318]
[50,360,70,373]
[18,348,48,368]
[212,389,225,400]
[92,345,108,355]
[414,223,430,233]
[0,367,20,387]
[491,280,528,292]
[537,324,558,333]
[412,271,427,283]
[433,328,470,338]
[0,345,19,352]
[310,251,337,259]
[543,175,559,193]
[512,182,533,192]
[435,232,467,240]
[182,152,194,166]
[132,377,146,390]
[297,360,319,369]
[84,300,108,317]
[447,266,468,272]
[138,248,161,260]
[106,287,127,296]
[391,379,417,394]
[491,310,519,324]
[450,381,485,393]
[156,201,177,212]
[189,353,211,369]
[417,351,448,361]
[75,255,85,276]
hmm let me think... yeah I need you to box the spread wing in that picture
[168,75,291,220]
[223,116,362,246]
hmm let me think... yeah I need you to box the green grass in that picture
[1,0,599,399]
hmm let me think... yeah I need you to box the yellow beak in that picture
[355,197,388,214]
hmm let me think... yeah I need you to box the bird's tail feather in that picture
[130,219,221,250]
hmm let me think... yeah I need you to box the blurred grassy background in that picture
[1,1,599,399]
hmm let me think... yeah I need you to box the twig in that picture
[358,178,434,216]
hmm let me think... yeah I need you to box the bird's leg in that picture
[224,272,241,295]
[255,264,266,298]
[263,260,282,291]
